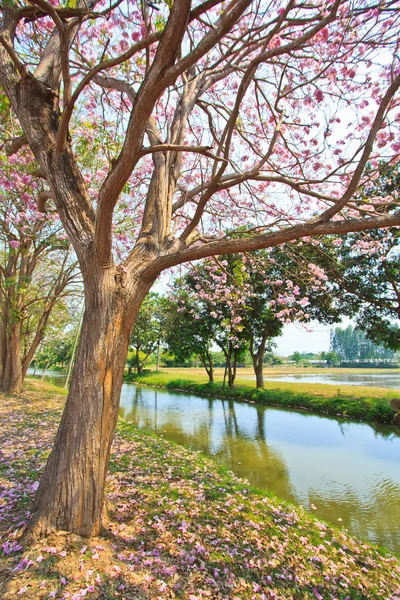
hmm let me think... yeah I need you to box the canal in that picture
[120,384,400,555]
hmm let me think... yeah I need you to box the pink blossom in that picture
[313,89,324,103]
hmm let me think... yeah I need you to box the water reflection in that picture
[120,384,400,554]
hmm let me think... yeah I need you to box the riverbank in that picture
[125,370,399,424]
[1,381,399,599]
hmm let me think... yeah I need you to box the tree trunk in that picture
[0,324,23,393]
[227,361,235,387]
[207,359,214,384]
[226,345,238,388]
[201,350,214,383]
[156,339,160,372]
[222,345,236,388]
[27,271,152,537]
[252,350,264,389]
[0,308,6,383]
[135,347,143,374]
[250,334,267,390]
[21,306,53,381]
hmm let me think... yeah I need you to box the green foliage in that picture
[289,351,303,365]
[154,14,166,31]
[321,351,340,367]
[129,293,169,372]
[331,325,398,364]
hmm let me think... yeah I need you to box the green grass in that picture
[24,377,68,396]
[125,369,399,424]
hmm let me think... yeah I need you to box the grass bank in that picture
[125,370,399,424]
[1,381,399,599]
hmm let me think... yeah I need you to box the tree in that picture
[173,248,344,387]
[129,292,167,373]
[281,164,400,351]
[165,287,216,382]
[320,350,340,367]
[174,259,251,388]
[32,306,82,370]
[332,227,400,351]
[330,325,398,364]
[0,0,399,536]
[290,351,303,366]
[0,101,79,392]
[285,227,400,352]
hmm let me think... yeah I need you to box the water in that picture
[120,384,400,554]
[260,371,400,389]
[27,368,67,387]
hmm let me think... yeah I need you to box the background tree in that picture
[0,101,80,392]
[175,248,343,387]
[165,285,216,382]
[175,260,250,388]
[281,228,400,352]
[320,351,340,367]
[128,292,168,374]
[32,306,83,371]
[280,163,400,351]
[289,351,303,366]
[331,228,399,351]
[330,325,398,365]
[0,0,399,536]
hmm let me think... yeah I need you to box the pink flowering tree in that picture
[186,259,251,388]
[0,0,399,536]
[0,93,79,392]
[174,249,341,388]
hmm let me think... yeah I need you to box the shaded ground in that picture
[1,380,399,599]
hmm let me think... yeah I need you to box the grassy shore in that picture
[124,368,399,424]
[0,380,399,599]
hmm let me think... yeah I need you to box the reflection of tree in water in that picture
[308,480,400,554]
[216,400,298,504]
[121,389,297,504]
[370,421,400,441]
[120,386,144,424]
[336,418,400,441]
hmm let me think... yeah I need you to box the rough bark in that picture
[0,327,23,393]
[28,267,153,536]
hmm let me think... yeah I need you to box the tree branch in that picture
[94,0,192,265]
[138,144,228,162]
[5,134,28,156]
[143,213,400,277]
